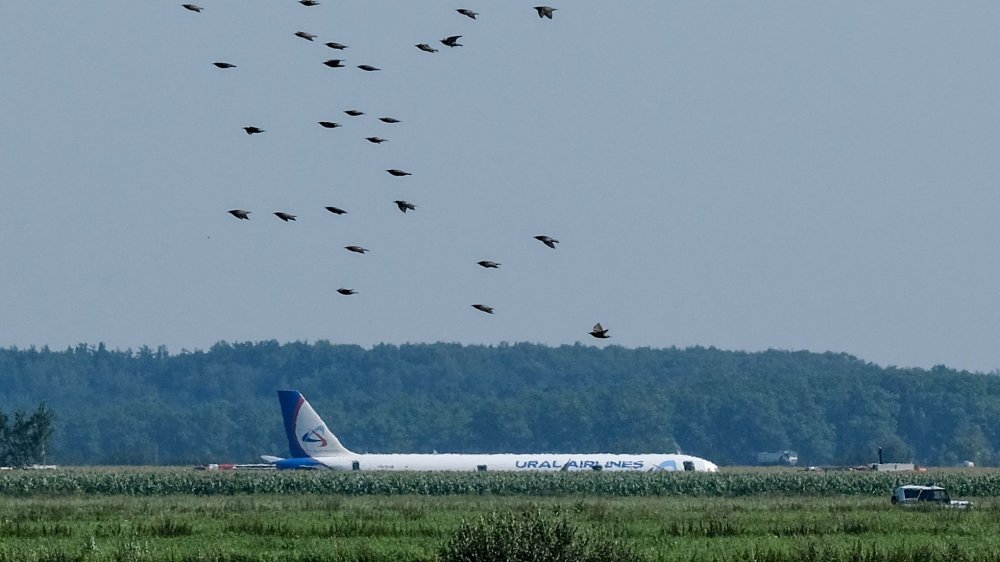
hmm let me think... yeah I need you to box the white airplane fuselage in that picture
[276,452,718,472]
[269,390,719,473]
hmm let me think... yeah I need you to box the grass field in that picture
[2,469,1000,561]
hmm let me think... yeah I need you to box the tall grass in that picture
[440,510,644,562]
[1,493,999,561]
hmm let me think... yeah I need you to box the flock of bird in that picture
[183,2,610,340]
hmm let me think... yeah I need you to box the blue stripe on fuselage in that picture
[274,457,324,470]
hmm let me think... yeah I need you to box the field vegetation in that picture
[2,469,1000,561]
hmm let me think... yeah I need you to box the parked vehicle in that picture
[756,451,798,466]
[890,485,971,508]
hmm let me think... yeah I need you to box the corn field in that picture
[0,469,996,497]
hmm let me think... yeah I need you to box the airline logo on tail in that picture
[278,390,354,458]
[302,427,328,447]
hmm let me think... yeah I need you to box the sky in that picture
[2,1,1000,372]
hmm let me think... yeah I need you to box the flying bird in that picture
[345,246,368,254]
[457,8,478,19]
[243,126,265,135]
[337,288,357,295]
[534,235,558,248]
[228,209,250,220]
[318,121,341,129]
[325,42,348,50]
[181,4,202,12]
[534,6,556,18]
[299,0,319,5]
[394,200,416,213]
[325,206,347,215]
[477,261,500,269]
[323,59,345,68]
[358,64,380,71]
[295,31,317,41]
[366,136,387,144]
[416,43,438,53]
[212,62,236,69]
[274,212,296,222]
[386,169,411,177]
[344,110,364,116]
[471,304,494,314]
[440,35,463,47]
[379,117,401,124]
[589,323,610,339]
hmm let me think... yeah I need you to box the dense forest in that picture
[0,341,997,467]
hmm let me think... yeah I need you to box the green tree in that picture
[0,410,8,466]
[6,404,54,467]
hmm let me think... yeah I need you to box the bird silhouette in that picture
[318,121,341,129]
[325,42,348,50]
[416,43,439,53]
[457,8,478,19]
[386,169,411,177]
[274,212,296,222]
[534,6,556,18]
[323,59,345,68]
[295,31,317,41]
[534,235,558,248]
[366,137,387,144]
[477,261,500,269]
[394,200,416,213]
[379,117,401,124]
[344,110,364,116]
[337,288,357,295]
[212,62,236,69]
[325,206,347,215]
[441,35,463,47]
[182,4,202,12]
[471,304,494,314]
[589,323,610,339]
[299,0,319,5]
[243,126,265,135]
[358,64,381,71]
[228,209,251,220]
[345,246,368,254]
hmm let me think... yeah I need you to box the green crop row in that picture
[0,469,996,497]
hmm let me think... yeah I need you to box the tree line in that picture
[0,341,998,467]
[0,404,53,467]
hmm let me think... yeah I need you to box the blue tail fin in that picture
[278,390,353,458]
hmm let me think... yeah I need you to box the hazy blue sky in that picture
[2,1,1000,372]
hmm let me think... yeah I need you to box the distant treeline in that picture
[0,342,997,466]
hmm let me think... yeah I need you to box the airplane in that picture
[263,390,720,472]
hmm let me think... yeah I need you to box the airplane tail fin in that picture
[278,390,353,458]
